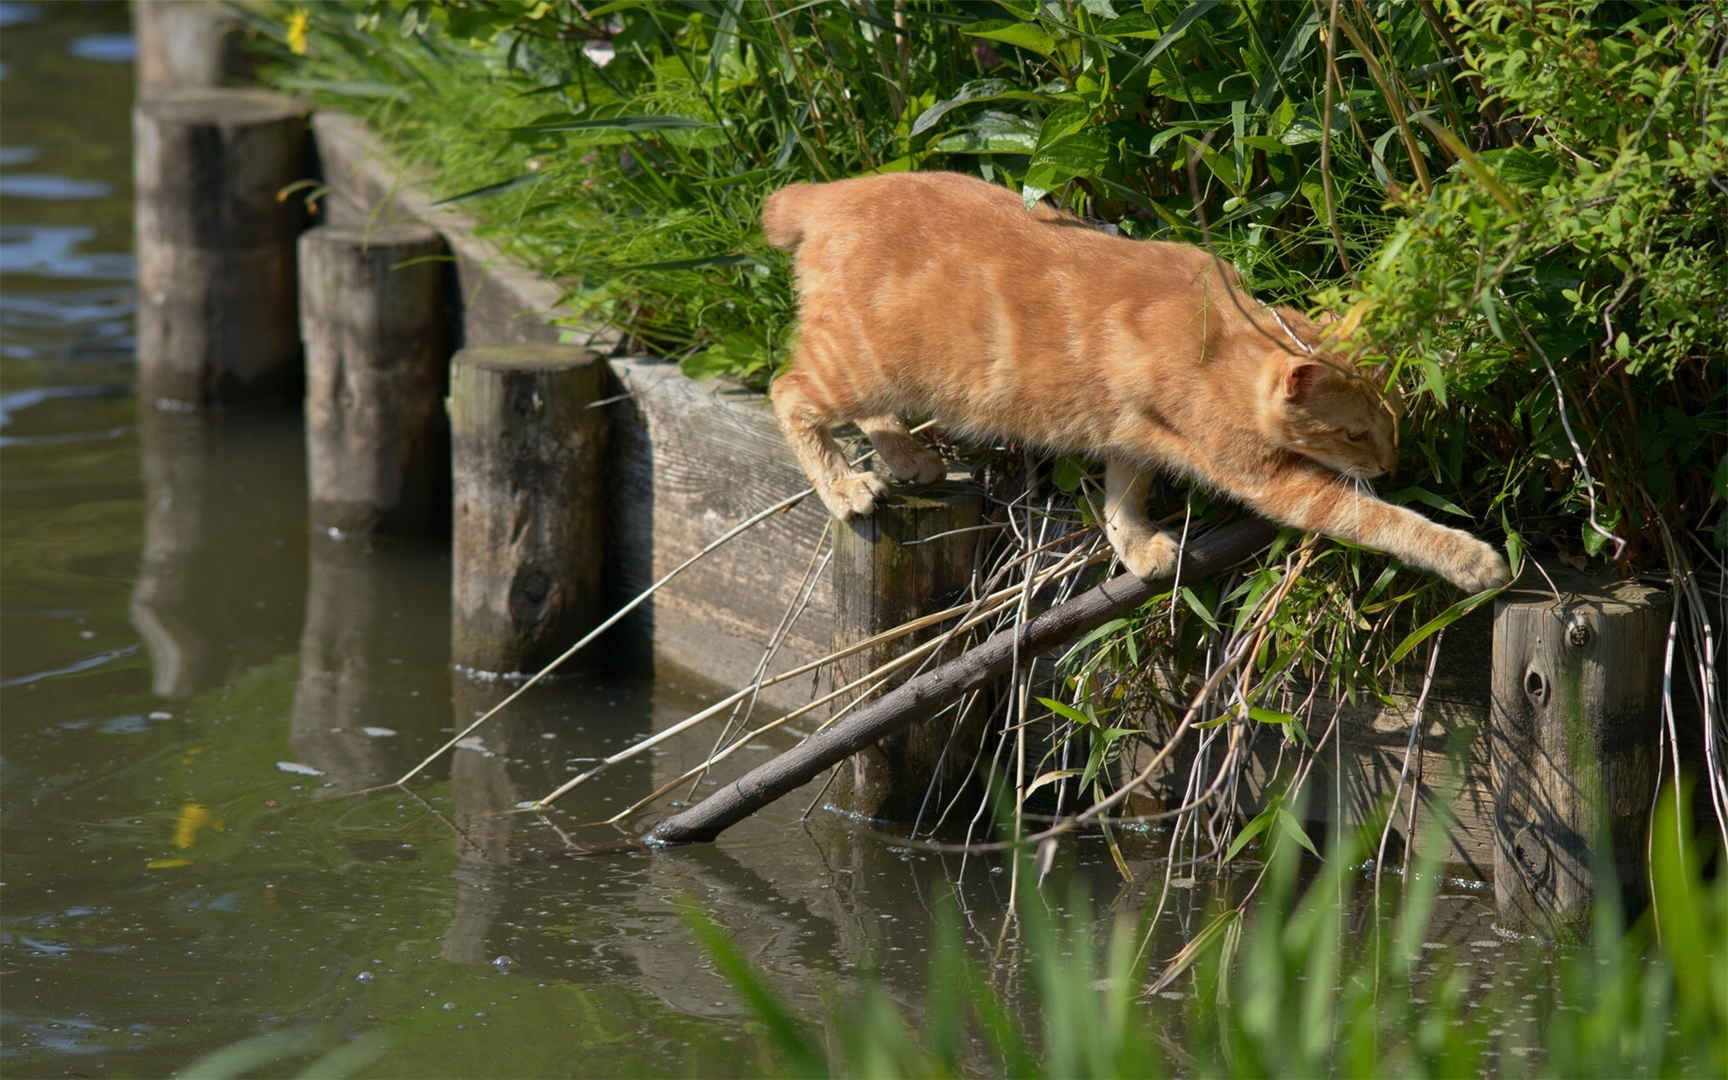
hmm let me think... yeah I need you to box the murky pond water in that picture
[0,4,1554,1076]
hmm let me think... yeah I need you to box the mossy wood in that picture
[1491,576,1667,939]
[133,88,309,406]
[299,223,452,535]
[448,346,609,674]
[828,485,984,820]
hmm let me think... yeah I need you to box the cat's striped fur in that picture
[764,172,1509,592]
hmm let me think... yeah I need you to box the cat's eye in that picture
[1346,431,1369,443]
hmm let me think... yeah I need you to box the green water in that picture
[0,4,1541,1076]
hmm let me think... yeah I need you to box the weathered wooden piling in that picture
[299,223,452,535]
[449,346,610,674]
[826,486,985,820]
[133,0,254,90]
[133,88,309,407]
[1491,574,1667,938]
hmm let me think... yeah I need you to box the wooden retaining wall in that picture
[314,112,840,712]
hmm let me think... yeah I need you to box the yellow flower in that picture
[286,8,310,56]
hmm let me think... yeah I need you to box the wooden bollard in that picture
[827,485,984,821]
[299,224,451,535]
[134,88,309,407]
[133,0,254,90]
[449,347,610,674]
[1491,574,1667,938]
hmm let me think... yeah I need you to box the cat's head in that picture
[1271,353,1399,479]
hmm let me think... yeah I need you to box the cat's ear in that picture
[1283,360,1333,401]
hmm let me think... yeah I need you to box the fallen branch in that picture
[643,517,1277,846]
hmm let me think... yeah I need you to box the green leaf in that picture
[1036,696,1094,726]
[1392,486,1471,519]
[1581,506,1623,557]
[506,114,714,135]
[1051,455,1089,492]
[605,253,756,273]
[1124,0,1220,84]
[911,78,1016,137]
[431,172,543,206]
[1179,586,1219,631]
[961,19,1058,60]
[1225,804,1277,862]
[1387,586,1500,666]
[930,110,1039,155]
[1275,807,1320,857]
[1248,706,1296,727]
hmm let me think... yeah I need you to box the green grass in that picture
[685,782,1726,1078]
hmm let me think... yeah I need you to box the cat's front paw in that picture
[1114,530,1180,580]
[875,443,947,485]
[1445,538,1512,593]
[817,470,889,520]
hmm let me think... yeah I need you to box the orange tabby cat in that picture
[763,172,1510,593]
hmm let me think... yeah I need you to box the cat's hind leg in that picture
[771,370,887,519]
[857,414,946,484]
[1102,457,1180,578]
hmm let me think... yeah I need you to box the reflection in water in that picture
[130,403,306,697]
[442,672,656,965]
[290,533,451,792]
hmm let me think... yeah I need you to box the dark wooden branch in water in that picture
[643,518,1277,846]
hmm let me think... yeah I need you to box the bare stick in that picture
[533,545,1098,808]
[643,518,1276,845]
[529,542,1097,805]
[394,487,811,787]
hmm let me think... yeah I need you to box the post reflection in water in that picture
[290,532,453,792]
[129,403,307,698]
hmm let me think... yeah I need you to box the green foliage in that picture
[273,0,1724,598]
[691,785,1727,1077]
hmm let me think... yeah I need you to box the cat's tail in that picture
[761,183,817,252]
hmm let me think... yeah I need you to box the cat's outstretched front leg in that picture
[1103,458,1180,578]
[771,370,886,518]
[1254,459,1511,592]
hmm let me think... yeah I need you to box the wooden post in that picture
[133,88,309,407]
[1491,574,1667,939]
[448,346,610,674]
[826,485,984,821]
[133,0,254,90]
[299,223,452,535]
